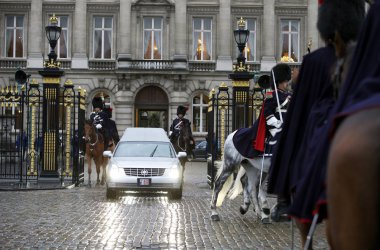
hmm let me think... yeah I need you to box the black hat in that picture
[92,97,104,109]
[271,63,291,87]
[177,105,187,115]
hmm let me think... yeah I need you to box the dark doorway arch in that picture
[135,86,169,131]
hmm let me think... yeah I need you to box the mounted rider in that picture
[169,105,195,152]
[232,63,292,158]
[89,96,112,150]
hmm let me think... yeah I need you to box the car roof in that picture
[120,127,170,142]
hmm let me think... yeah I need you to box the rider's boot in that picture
[271,195,291,222]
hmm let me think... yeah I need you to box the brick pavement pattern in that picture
[0,161,329,249]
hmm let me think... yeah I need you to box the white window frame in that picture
[192,93,208,133]
[280,19,300,63]
[193,18,212,61]
[93,16,113,59]
[143,17,163,60]
[5,15,24,58]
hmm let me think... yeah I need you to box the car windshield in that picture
[114,141,175,158]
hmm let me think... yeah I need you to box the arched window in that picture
[192,93,209,132]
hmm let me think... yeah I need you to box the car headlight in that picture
[109,164,120,179]
[168,167,180,179]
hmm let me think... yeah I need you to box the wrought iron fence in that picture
[0,80,86,186]
[206,82,265,187]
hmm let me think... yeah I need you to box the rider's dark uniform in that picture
[169,105,195,154]
[232,64,292,159]
[90,97,112,150]
[103,107,120,145]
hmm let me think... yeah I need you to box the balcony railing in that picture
[129,60,173,70]
[0,59,27,69]
[58,60,72,70]
[246,62,261,72]
[189,61,216,71]
[88,60,116,70]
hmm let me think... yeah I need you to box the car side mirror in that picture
[177,152,187,158]
[103,151,113,158]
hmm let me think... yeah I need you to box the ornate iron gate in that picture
[206,82,266,187]
[0,80,86,185]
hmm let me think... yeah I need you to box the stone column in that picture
[173,0,187,69]
[260,0,276,72]
[27,0,43,68]
[216,0,232,71]
[118,0,132,68]
[72,0,88,69]
[308,0,320,49]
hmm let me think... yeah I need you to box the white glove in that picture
[266,116,282,128]
[96,124,102,129]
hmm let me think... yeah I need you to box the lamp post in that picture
[228,17,255,130]
[39,14,64,178]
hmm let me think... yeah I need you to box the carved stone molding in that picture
[0,3,30,11]
[187,6,219,14]
[275,6,307,15]
[43,3,75,12]
[231,7,264,15]
[87,4,119,12]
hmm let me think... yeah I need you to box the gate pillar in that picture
[38,70,64,178]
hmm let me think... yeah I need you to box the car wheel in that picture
[106,187,118,199]
[169,187,183,200]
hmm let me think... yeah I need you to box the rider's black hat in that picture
[177,105,187,115]
[271,63,291,87]
[92,97,104,109]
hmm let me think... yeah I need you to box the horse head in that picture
[83,119,97,145]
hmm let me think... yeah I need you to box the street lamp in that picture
[234,17,250,68]
[228,17,254,130]
[44,14,62,68]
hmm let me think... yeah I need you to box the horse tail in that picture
[214,161,234,207]
[228,166,246,200]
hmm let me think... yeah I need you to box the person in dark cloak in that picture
[232,63,292,160]
[267,0,365,248]
[89,96,112,150]
[327,1,380,248]
[103,106,120,147]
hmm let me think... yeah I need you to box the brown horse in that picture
[83,119,113,186]
[327,108,380,249]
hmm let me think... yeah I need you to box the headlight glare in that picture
[109,164,120,178]
[168,168,180,179]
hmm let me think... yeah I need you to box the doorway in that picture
[135,86,169,131]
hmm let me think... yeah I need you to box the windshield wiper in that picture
[150,145,158,157]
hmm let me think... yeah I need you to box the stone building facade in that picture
[0,0,321,139]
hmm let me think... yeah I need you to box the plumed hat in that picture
[177,105,187,115]
[271,63,291,87]
[92,97,104,109]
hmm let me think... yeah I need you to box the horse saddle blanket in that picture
[233,127,262,159]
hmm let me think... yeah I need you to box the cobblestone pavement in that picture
[0,161,329,249]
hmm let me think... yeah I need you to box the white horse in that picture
[210,130,272,223]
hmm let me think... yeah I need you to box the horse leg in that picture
[86,154,92,186]
[327,108,380,250]
[258,174,270,224]
[94,157,101,185]
[100,157,108,185]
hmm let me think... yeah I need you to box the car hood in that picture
[111,157,180,168]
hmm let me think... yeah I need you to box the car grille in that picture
[123,168,166,177]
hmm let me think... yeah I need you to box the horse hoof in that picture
[240,206,248,215]
[261,217,271,224]
[262,208,270,215]
[100,181,105,186]
[211,214,220,221]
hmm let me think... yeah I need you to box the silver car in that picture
[103,127,186,199]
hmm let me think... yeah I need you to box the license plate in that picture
[137,178,151,186]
